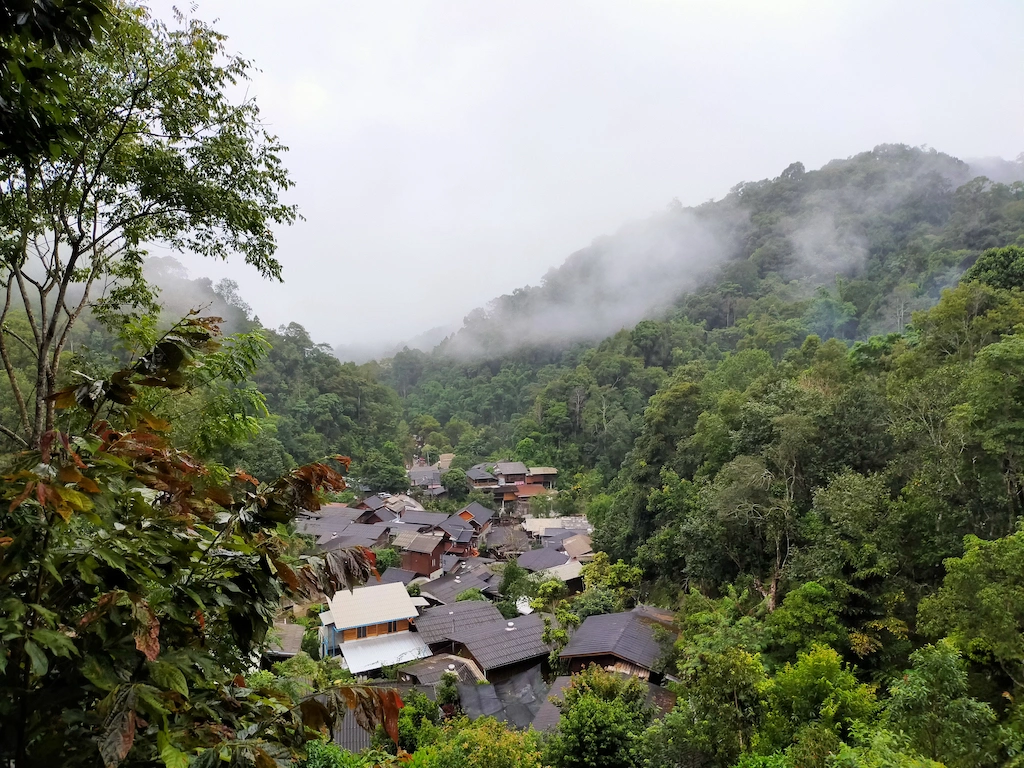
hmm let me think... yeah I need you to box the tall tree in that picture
[0,4,295,448]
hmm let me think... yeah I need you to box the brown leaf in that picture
[98,687,137,768]
[271,556,300,591]
[253,748,277,768]
[46,387,79,408]
[8,480,35,512]
[131,599,160,661]
[299,698,332,733]
[80,591,124,628]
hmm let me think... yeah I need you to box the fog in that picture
[141,0,1024,360]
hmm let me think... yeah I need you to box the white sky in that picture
[145,0,1024,351]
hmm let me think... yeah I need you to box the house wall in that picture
[402,550,441,576]
[322,620,411,656]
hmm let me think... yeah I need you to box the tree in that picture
[0,5,296,449]
[373,547,401,574]
[885,640,997,768]
[455,588,486,602]
[441,468,468,501]
[412,717,543,768]
[963,245,1024,289]
[0,329,403,768]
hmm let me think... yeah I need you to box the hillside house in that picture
[401,534,448,577]
[526,467,558,488]
[558,607,672,682]
[455,502,495,533]
[319,583,430,673]
[467,466,498,488]
[493,461,528,485]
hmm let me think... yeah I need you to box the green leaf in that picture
[31,628,78,658]
[148,661,189,698]
[157,730,189,768]
[24,639,48,676]
[81,656,121,692]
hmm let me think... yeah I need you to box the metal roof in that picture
[457,502,495,526]
[540,560,585,582]
[321,582,420,631]
[466,467,496,482]
[457,614,550,672]
[484,527,529,551]
[413,601,504,645]
[361,495,387,511]
[340,632,431,674]
[418,572,493,605]
[408,467,441,486]
[399,653,484,685]
[559,610,665,671]
[517,546,570,572]
[318,522,390,551]
[494,461,528,476]
[400,510,452,528]
[528,467,559,476]
[405,533,448,554]
[295,505,361,536]
[391,530,420,549]
[376,568,417,586]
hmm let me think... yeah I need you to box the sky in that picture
[145,0,1024,355]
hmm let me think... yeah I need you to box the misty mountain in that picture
[433,144,1017,359]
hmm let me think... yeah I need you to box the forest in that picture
[4,2,1024,768]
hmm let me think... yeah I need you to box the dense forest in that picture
[5,2,1024,767]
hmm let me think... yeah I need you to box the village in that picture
[265,459,678,748]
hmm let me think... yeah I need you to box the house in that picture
[354,494,388,512]
[453,614,550,680]
[512,483,554,515]
[408,467,442,489]
[437,453,455,472]
[401,534,448,577]
[517,546,570,573]
[319,583,430,673]
[539,559,585,591]
[526,467,558,488]
[373,567,418,587]
[439,516,476,556]
[398,653,485,685]
[413,601,506,648]
[455,502,495,533]
[531,675,676,732]
[558,607,672,682]
[493,461,528,485]
[483,526,530,558]
[295,504,362,538]
[357,506,397,525]
[467,466,498,488]
[399,509,452,531]
[383,494,426,516]
[265,622,305,661]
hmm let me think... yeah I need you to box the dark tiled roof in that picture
[539,528,576,544]
[418,571,493,605]
[318,522,390,551]
[413,601,504,645]
[484,527,529,551]
[459,664,548,728]
[295,505,361,536]
[457,614,550,673]
[466,467,496,482]
[424,487,448,497]
[440,516,475,538]
[517,546,570,572]
[559,610,665,671]
[400,510,452,529]
[362,495,387,511]
[458,502,495,525]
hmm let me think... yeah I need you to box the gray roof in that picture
[494,461,528,476]
[484,527,530,551]
[267,623,305,658]
[361,495,387,511]
[562,534,593,559]
[539,528,576,544]
[329,682,429,752]
[400,510,452,529]
[399,653,481,685]
[376,568,417,586]
[559,609,666,671]
[466,467,496,482]
[295,505,362,536]
[408,467,441,486]
[458,502,495,526]
[517,546,571,572]
[405,533,448,554]
[440,516,475,539]
[459,664,548,728]
[457,614,550,672]
[318,522,390,551]
[419,571,493,605]
[414,601,505,645]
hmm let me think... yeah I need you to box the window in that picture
[356,626,367,639]
[387,621,398,633]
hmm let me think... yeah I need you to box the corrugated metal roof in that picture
[528,467,559,476]
[321,583,419,630]
[413,601,504,645]
[540,560,585,582]
[466,467,496,482]
[340,633,431,674]
[362,495,387,511]
[267,622,305,657]
[521,517,563,534]
[457,614,550,672]
[517,546,570,572]
[375,568,417,586]
[419,572,493,605]
[559,610,665,671]
[494,461,528,476]
[400,510,452,528]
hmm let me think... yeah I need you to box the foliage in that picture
[455,588,487,602]
[407,717,543,768]
[373,547,401,574]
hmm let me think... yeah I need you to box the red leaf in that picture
[131,599,160,661]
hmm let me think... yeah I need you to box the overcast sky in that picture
[147,0,1024,354]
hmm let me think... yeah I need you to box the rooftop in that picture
[457,502,496,526]
[466,467,497,482]
[340,632,431,674]
[361,495,388,511]
[414,601,505,645]
[559,609,668,671]
[375,568,417,586]
[528,467,559,476]
[494,461,528,476]
[457,614,550,673]
[517,546,570,572]
[531,675,677,732]
[562,534,593,559]
[320,582,420,631]
[419,571,493,605]
[400,653,484,685]
[405,533,448,554]
[400,509,452,529]
[267,622,305,658]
